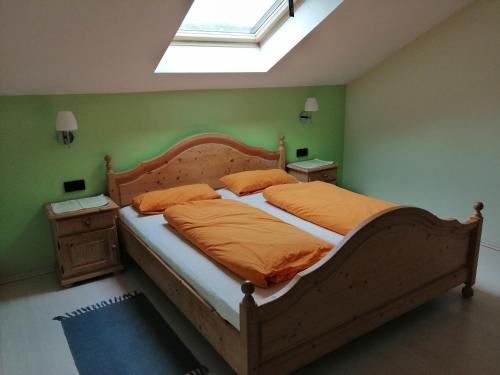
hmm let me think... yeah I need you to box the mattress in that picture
[119,188,344,329]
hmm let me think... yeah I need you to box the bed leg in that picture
[462,284,474,299]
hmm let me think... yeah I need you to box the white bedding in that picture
[119,188,344,329]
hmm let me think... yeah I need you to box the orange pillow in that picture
[132,184,220,214]
[220,169,297,196]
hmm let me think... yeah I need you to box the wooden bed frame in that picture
[105,133,483,375]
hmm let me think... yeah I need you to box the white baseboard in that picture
[481,240,500,252]
[0,266,55,286]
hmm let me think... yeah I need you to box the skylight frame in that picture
[249,0,285,35]
[156,0,344,74]
[174,0,300,45]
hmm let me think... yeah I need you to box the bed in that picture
[105,133,483,375]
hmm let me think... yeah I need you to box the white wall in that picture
[344,0,500,246]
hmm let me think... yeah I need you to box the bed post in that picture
[462,201,484,298]
[104,155,120,205]
[278,135,286,170]
[240,281,260,375]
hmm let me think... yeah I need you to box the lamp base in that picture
[299,111,312,124]
[57,131,74,145]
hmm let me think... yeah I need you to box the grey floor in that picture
[1,246,499,375]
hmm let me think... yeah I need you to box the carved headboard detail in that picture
[105,133,286,206]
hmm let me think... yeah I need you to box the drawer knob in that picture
[322,173,329,178]
[83,218,92,227]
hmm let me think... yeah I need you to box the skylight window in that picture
[156,0,344,73]
[179,0,282,34]
[175,0,290,43]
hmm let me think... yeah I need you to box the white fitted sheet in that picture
[119,188,344,329]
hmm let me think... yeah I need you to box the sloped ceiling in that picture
[0,0,472,95]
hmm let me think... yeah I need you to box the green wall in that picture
[344,0,500,246]
[0,85,345,279]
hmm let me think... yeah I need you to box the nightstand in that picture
[45,196,123,287]
[287,162,339,184]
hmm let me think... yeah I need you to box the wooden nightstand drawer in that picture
[287,162,339,185]
[56,211,115,236]
[308,168,337,182]
[58,227,119,278]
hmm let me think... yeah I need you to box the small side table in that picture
[45,196,123,287]
[287,162,339,184]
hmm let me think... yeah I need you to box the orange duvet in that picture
[164,199,333,288]
[263,181,396,235]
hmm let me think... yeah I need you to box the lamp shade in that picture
[304,97,319,112]
[56,111,78,131]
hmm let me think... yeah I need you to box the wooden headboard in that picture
[105,133,286,206]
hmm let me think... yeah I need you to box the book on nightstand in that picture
[288,159,335,170]
[50,194,109,214]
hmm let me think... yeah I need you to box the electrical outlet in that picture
[296,148,308,157]
[64,179,85,192]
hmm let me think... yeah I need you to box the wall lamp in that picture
[56,111,78,144]
[299,97,319,124]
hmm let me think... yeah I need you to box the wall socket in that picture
[296,148,309,157]
[64,179,86,192]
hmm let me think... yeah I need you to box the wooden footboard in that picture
[240,203,483,375]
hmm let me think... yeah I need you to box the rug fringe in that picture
[53,291,141,321]
[185,365,209,375]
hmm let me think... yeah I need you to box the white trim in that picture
[481,240,500,252]
[250,0,288,35]
[170,40,259,49]
[254,0,300,43]
[174,30,258,44]
[0,266,55,286]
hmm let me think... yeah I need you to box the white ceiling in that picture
[0,0,472,95]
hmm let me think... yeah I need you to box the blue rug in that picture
[54,292,208,375]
